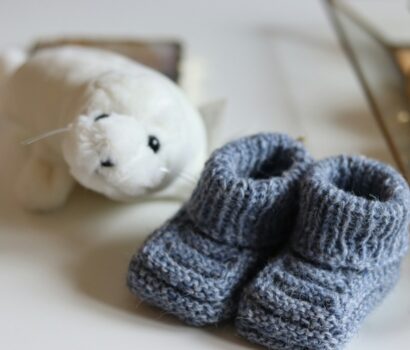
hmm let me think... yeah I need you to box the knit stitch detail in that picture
[187,133,311,249]
[292,155,409,270]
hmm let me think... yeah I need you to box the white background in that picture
[0,1,409,349]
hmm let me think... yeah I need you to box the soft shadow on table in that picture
[71,235,177,324]
[72,234,262,348]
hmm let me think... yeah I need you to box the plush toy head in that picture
[63,112,166,201]
[62,71,206,201]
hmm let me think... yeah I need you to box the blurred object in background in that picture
[396,49,410,100]
[325,0,410,181]
[396,49,410,76]
[31,37,182,82]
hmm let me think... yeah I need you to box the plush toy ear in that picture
[198,99,226,153]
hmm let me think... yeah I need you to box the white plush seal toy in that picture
[0,46,208,211]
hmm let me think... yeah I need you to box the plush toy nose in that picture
[100,159,114,167]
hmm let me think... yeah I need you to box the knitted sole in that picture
[127,210,260,326]
[236,255,401,350]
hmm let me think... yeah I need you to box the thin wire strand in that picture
[21,124,72,146]
[160,167,198,185]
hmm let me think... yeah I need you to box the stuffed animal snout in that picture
[62,111,167,201]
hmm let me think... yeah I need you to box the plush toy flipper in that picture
[15,155,74,211]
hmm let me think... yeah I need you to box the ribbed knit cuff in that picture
[292,155,410,270]
[186,133,312,249]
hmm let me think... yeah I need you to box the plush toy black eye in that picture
[148,135,160,153]
[95,113,110,121]
[100,159,114,167]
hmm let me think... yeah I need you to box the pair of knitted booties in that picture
[127,133,409,350]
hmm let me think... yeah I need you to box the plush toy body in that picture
[0,46,207,210]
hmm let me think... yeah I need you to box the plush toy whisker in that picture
[160,167,198,185]
[21,124,73,146]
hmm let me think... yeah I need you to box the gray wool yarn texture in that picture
[127,133,312,326]
[236,155,410,350]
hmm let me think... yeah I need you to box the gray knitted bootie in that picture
[236,155,410,350]
[127,133,312,326]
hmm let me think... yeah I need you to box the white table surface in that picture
[0,1,409,349]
